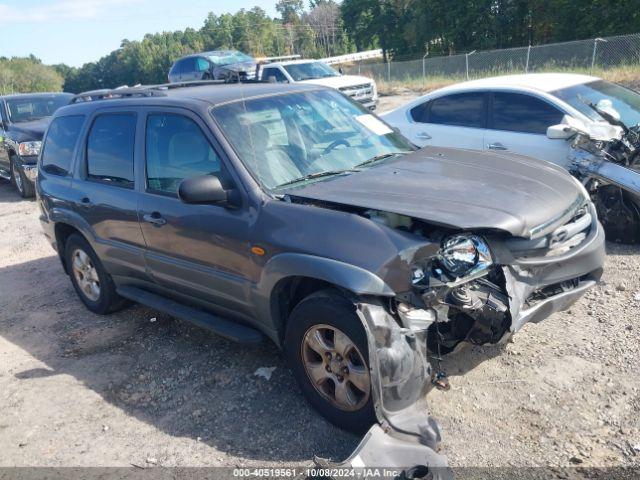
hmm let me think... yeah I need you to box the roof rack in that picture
[71,79,269,103]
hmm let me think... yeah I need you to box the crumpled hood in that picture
[300,74,374,89]
[8,117,51,141]
[285,147,583,239]
[224,61,256,73]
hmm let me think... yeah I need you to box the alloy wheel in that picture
[11,160,23,194]
[71,248,101,301]
[301,324,371,411]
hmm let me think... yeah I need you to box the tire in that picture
[202,72,211,80]
[64,233,127,314]
[10,155,35,198]
[285,289,376,433]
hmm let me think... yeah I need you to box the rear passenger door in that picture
[405,91,487,150]
[485,91,569,165]
[137,108,254,318]
[70,110,149,282]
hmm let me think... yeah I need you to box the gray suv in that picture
[37,82,605,473]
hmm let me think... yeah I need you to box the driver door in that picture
[137,107,254,317]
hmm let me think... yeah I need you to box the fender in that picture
[46,206,99,271]
[257,252,396,298]
[251,252,395,343]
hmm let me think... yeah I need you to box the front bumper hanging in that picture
[316,300,452,480]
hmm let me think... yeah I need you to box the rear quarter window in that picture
[41,115,85,176]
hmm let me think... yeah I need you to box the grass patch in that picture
[374,64,640,96]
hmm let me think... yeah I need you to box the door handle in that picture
[487,142,508,151]
[143,212,167,227]
[416,131,432,140]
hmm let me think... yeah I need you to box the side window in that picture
[196,57,210,72]
[263,68,287,83]
[169,61,181,76]
[145,113,222,195]
[428,92,486,128]
[41,115,85,176]
[409,101,429,123]
[491,92,565,134]
[86,113,136,188]
[180,58,196,75]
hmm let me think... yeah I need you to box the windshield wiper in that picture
[354,152,405,169]
[275,169,357,189]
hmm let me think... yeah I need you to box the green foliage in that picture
[341,0,640,59]
[13,0,640,94]
[0,56,64,95]
[55,3,350,93]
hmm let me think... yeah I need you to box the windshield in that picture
[212,89,413,190]
[551,80,640,127]
[283,62,339,81]
[6,94,72,123]
[207,51,253,66]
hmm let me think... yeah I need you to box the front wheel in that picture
[285,290,376,433]
[10,156,34,198]
[595,185,640,244]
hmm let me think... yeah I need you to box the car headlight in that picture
[438,234,493,278]
[18,141,42,156]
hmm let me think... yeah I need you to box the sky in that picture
[0,0,279,67]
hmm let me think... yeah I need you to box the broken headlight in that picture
[438,234,492,278]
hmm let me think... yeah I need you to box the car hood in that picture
[300,75,373,89]
[284,147,584,239]
[7,117,51,141]
[224,61,256,73]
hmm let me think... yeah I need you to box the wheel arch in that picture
[256,253,395,346]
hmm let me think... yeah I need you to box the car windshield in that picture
[283,62,339,81]
[207,51,253,66]
[212,89,413,190]
[6,94,72,123]
[551,80,640,127]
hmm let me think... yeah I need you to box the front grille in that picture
[339,83,374,103]
[506,205,592,258]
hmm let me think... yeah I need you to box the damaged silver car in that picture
[40,82,605,475]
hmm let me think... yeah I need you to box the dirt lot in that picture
[0,170,639,472]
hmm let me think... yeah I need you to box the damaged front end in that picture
[402,198,604,358]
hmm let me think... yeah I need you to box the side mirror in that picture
[546,123,576,140]
[178,175,238,206]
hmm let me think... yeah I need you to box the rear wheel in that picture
[285,290,376,433]
[64,233,127,314]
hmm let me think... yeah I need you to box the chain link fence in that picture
[341,32,640,83]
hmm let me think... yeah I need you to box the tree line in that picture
[2,0,640,95]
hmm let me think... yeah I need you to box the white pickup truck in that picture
[258,60,378,110]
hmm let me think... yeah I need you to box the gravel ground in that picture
[0,158,639,472]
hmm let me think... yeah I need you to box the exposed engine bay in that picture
[343,206,598,358]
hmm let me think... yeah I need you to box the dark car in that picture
[37,82,604,473]
[168,51,256,83]
[0,92,73,197]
